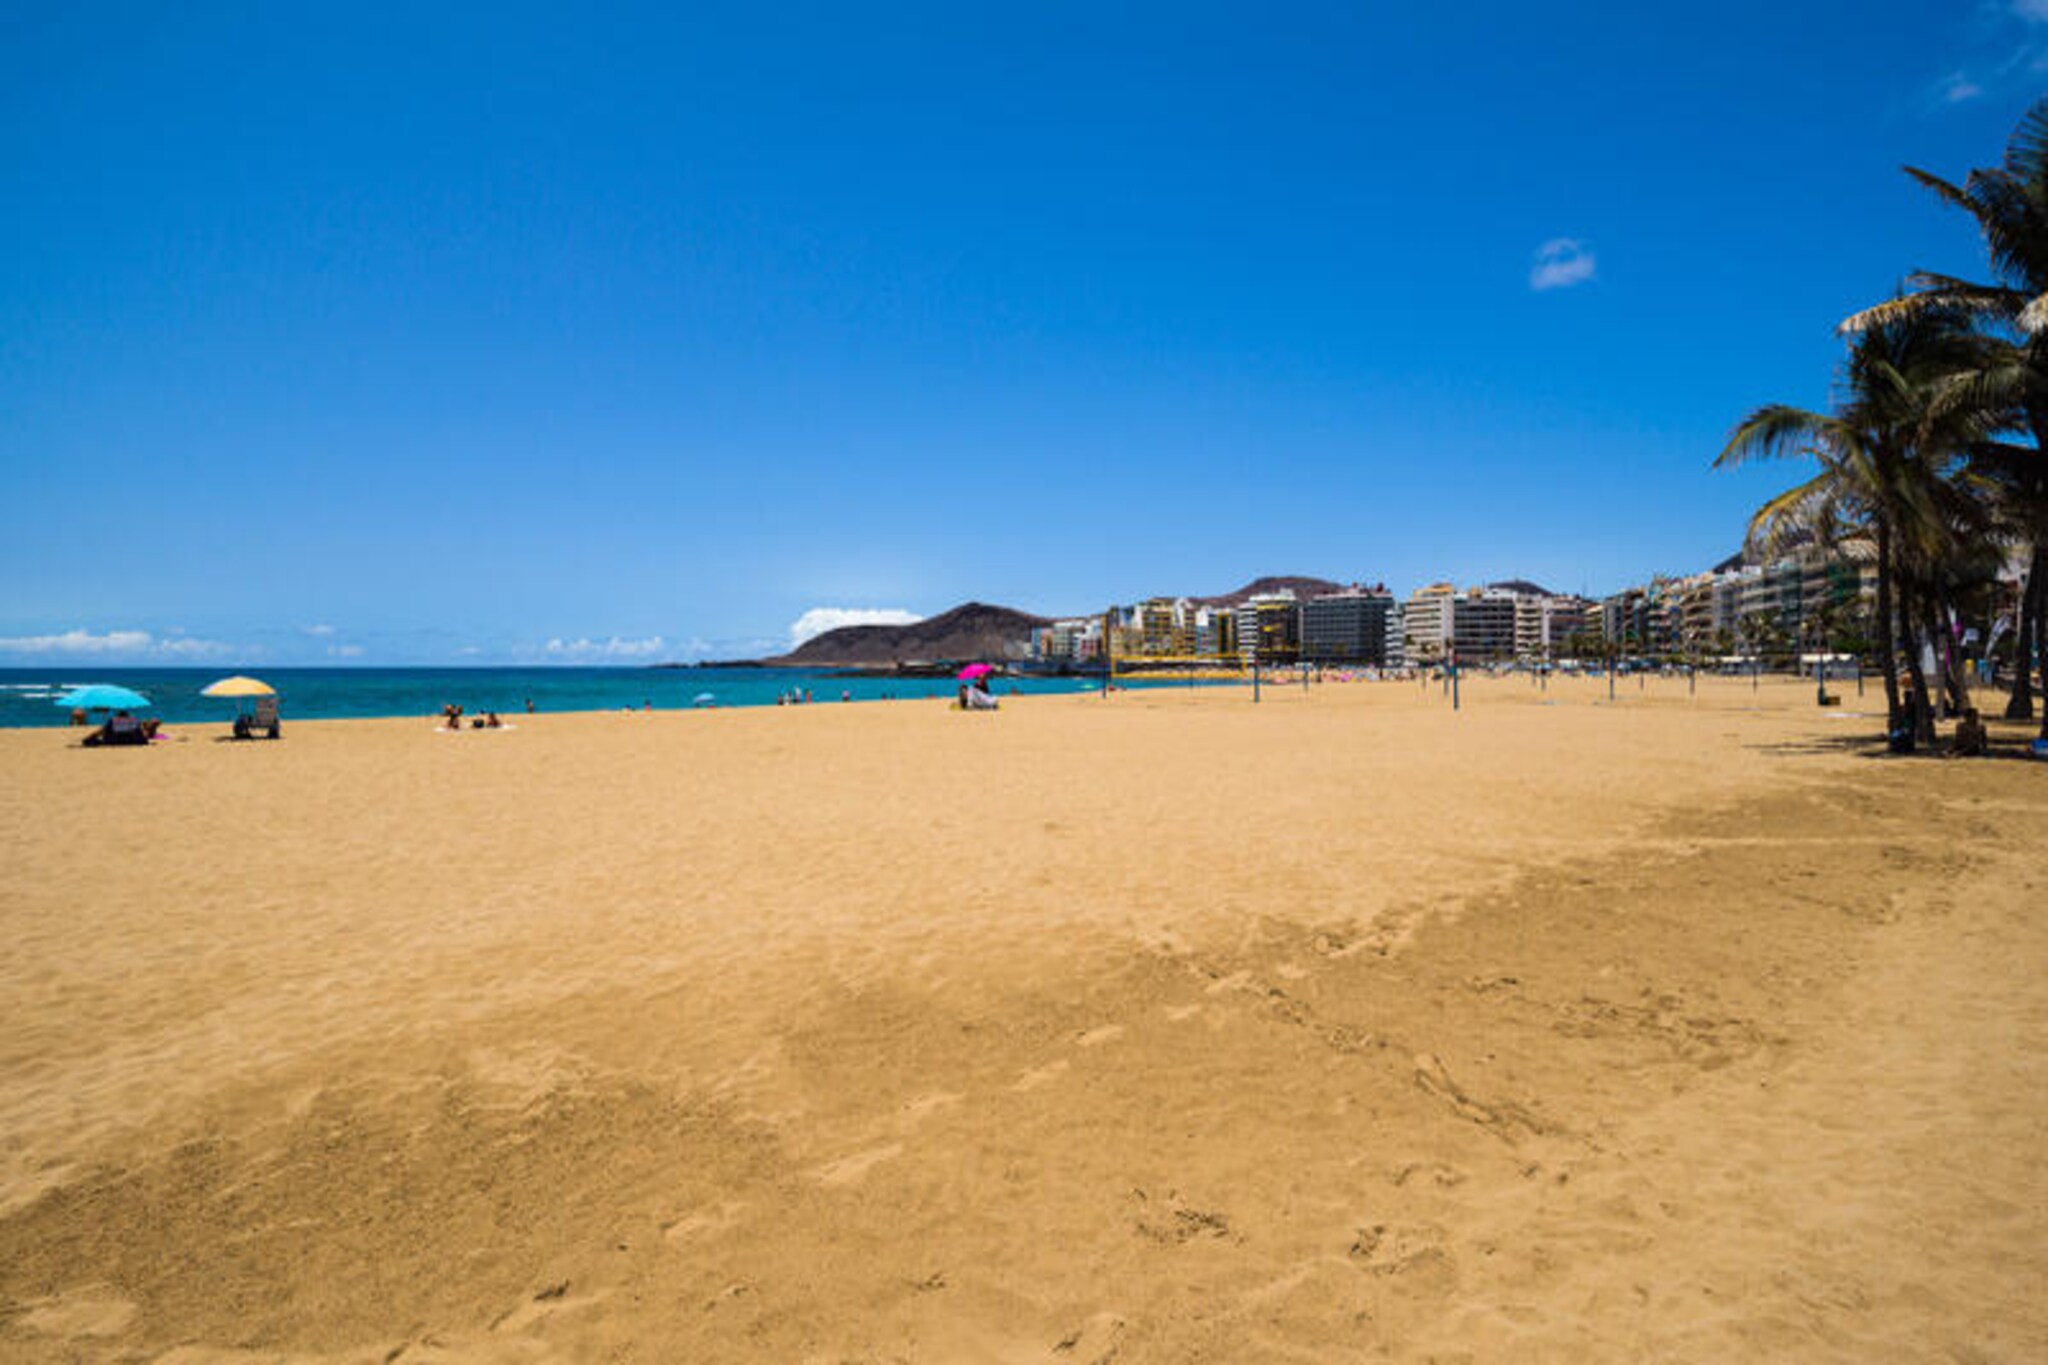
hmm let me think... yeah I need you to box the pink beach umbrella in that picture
[957,663,994,681]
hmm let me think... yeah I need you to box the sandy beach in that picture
[1,676,2044,1362]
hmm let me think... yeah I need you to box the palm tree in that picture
[1842,98,2048,732]
[1717,310,1994,742]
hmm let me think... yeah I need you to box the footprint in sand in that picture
[896,1091,964,1130]
[663,1199,746,1244]
[810,1142,904,1187]
[1050,1310,1126,1362]
[15,1289,137,1339]
[490,1284,612,1334]
[1012,1059,1070,1092]
[1073,1025,1123,1048]
[1348,1223,1452,1278]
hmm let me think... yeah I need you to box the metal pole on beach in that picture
[1450,647,1460,711]
[1102,610,1113,699]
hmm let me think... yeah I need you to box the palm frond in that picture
[1716,404,1849,469]
[1900,275,2028,315]
[1744,473,1844,558]
[1904,165,1978,218]
[2020,290,2048,335]
[2005,96,2048,189]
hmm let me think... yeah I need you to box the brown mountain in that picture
[1190,575,1344,607]
[773,601,1051,667]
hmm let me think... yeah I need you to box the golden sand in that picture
[1,676,2044,1362]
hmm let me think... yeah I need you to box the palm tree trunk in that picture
[1926,592,1965,715]
[1876,520,1902,728]
[2035,556,2048,742]
[2005,546,2039,720]
[1898,573,1936,744]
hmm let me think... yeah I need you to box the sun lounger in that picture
[234,696,282,739]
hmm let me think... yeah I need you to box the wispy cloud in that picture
[1927,4,2048,111]
[302,623,337,637]
[788,607,922,649]
[0,628,154,654]
[1530,238,1596,291]
[1934,70,1984,102]
[159,636,234,659]
[0,628,237,659]
[543,634,668,660]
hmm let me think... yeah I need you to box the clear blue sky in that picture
[2,2,2040,664]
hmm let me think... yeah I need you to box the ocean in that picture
[0,665,1134,729]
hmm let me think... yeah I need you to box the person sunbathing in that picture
[85,711,148,747]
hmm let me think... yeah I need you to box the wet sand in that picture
[1,675,2044,1362]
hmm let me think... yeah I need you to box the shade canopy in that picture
[56,684,151,711]
[957,663,994,681]
[201,676,277,698]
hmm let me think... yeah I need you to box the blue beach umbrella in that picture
[56,684,152,712]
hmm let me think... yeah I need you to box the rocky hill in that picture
[1191,575,1344,607]
[774,601,1050,667]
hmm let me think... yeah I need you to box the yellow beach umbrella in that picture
[201,675,276,698]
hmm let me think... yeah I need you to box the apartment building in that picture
[1450,588,1520,660]
[1193,605,1237,661]
[1299,587,1397,666]
[1402,583,1455,661]
[1238,592,1301,665]
[1137,597,1195,657]
[1030,617,1104,663]
[1514,593,1593,660]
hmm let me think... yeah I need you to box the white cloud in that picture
[2016,0,2048,21]
[543,634,668,660]
[787,607,922,649]
[0,626,241,658]
[303,623,337,637]
[1935,71,1984,102]
[0,628,238,659]
[0,628,155,654]
[1530,238,1597,291]
[157,636,234,659]
[329,644,366,659]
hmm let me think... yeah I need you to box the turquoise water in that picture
[0,666,1122,729]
